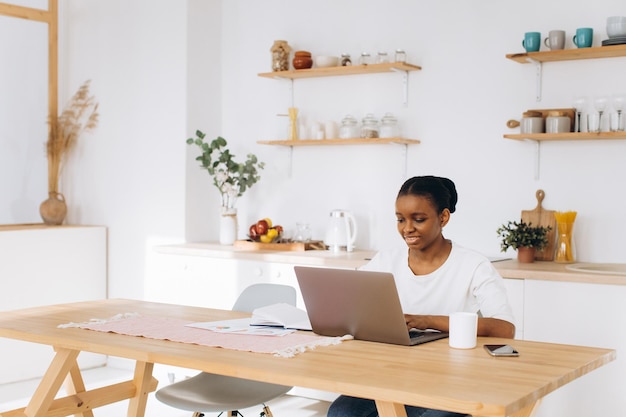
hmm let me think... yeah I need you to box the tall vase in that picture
[554,211,577,263]
[219,210,238,245]
[39,191,67,225]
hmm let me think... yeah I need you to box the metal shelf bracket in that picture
[526,58,543,102]
[390,68,410,107]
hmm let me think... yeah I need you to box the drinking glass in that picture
[587,112,600,133]
[573,96,586,133]
[594,96,608,132]
[611,95,625,131]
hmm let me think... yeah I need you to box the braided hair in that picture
[397,176,458,214]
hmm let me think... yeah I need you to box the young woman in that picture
[327,175,515,417]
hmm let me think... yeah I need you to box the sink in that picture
[565,263,626,276]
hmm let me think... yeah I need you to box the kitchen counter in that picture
[494,259,626,286]
[155,242,376,270]
[156,243,626,285]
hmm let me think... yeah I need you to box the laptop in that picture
[294,266,449,346]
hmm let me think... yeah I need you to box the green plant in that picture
[496,220,551,252]
[187,130,264,211]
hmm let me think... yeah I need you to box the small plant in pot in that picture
[496,220,552,263]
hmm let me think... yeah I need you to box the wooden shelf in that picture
[503,132,626,141]
[258,62,422,79]
[506,44,626,63]
[257,138,420,146]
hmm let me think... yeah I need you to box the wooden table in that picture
[0,299,615,417]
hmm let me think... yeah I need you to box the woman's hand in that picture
[405,314,515,338]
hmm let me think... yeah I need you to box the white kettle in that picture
[324,209,358,252]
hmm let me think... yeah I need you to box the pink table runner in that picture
[59,313,350,357]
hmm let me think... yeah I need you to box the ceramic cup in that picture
[522,32,541,52]
[544,30,566,50]
[573,28,593,48]
[449,312,478,349]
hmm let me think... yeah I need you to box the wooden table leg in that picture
[375,401,408,417]
[64,361,95,417]
[24,348,80,417]
[126,361,156,417]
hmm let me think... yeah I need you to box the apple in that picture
[274,225,283,235]
[249,224,259,240]
[256,219,269,235]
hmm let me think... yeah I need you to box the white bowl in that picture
[315,55,339,68]
[607,22,626,38]
[607,16,626,24]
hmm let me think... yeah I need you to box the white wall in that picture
[53,0,626,299]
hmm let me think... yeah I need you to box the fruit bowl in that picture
[248,218,283,243]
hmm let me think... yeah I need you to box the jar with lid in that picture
[340,53,352,66]
[394,49,407,63]
[359,52,371,65]
[270,40,291,72]
[292,51,313,70]
[339,114,360,139]
[376,51,389,64]
[379,113,399,138]
[545,111,571,133]
[361,114,379,138]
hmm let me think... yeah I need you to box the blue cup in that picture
[522,32,541,52]
[573,28,593,48]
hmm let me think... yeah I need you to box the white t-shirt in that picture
[360,242,515,325]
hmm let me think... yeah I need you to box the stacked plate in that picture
[602,36,626,46]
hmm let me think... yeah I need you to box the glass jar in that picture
[270,40,291,72]
[394,49,407,63]
[359,52,371,65]
[339,114,360,139]
[376,51,389,64]
[379,113,399,138]
[361,114,379,138]
[340,53,352,66]
[293,222,312,242]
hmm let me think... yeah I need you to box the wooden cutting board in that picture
[521,189,556,261]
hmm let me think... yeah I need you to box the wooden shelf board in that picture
[258,62,422,79]
[257,138,421,146]
[506,44,626,63]
[503,132,626,141]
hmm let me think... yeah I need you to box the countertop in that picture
[493,259,626,286]
[156,242,626,286]
[155,242,377,270]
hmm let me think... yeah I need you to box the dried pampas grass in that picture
[47,80,99,193]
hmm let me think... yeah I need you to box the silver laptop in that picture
[294,266,449,346]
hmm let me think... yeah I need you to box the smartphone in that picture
[484,344,519,357]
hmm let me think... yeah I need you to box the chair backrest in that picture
[231,283,297,313]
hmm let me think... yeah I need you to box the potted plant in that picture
[496,220,552,263]
[187,130,264,245]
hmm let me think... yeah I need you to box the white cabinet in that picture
[0,225,107,384]
[145,252,347,310]
[521,280,624,417]
[502,278,524,340]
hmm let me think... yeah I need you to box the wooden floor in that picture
[0,364,332,417]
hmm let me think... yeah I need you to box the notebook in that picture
[294,266,449,346]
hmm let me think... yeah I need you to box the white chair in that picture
[155,283,297,417]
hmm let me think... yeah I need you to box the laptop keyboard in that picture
[409,330,427,339]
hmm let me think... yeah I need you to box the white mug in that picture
[544,30,566,50]
[449,312,478,349]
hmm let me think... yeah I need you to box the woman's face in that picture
[395,194,449,251]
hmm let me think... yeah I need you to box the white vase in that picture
[219,210,238,245]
